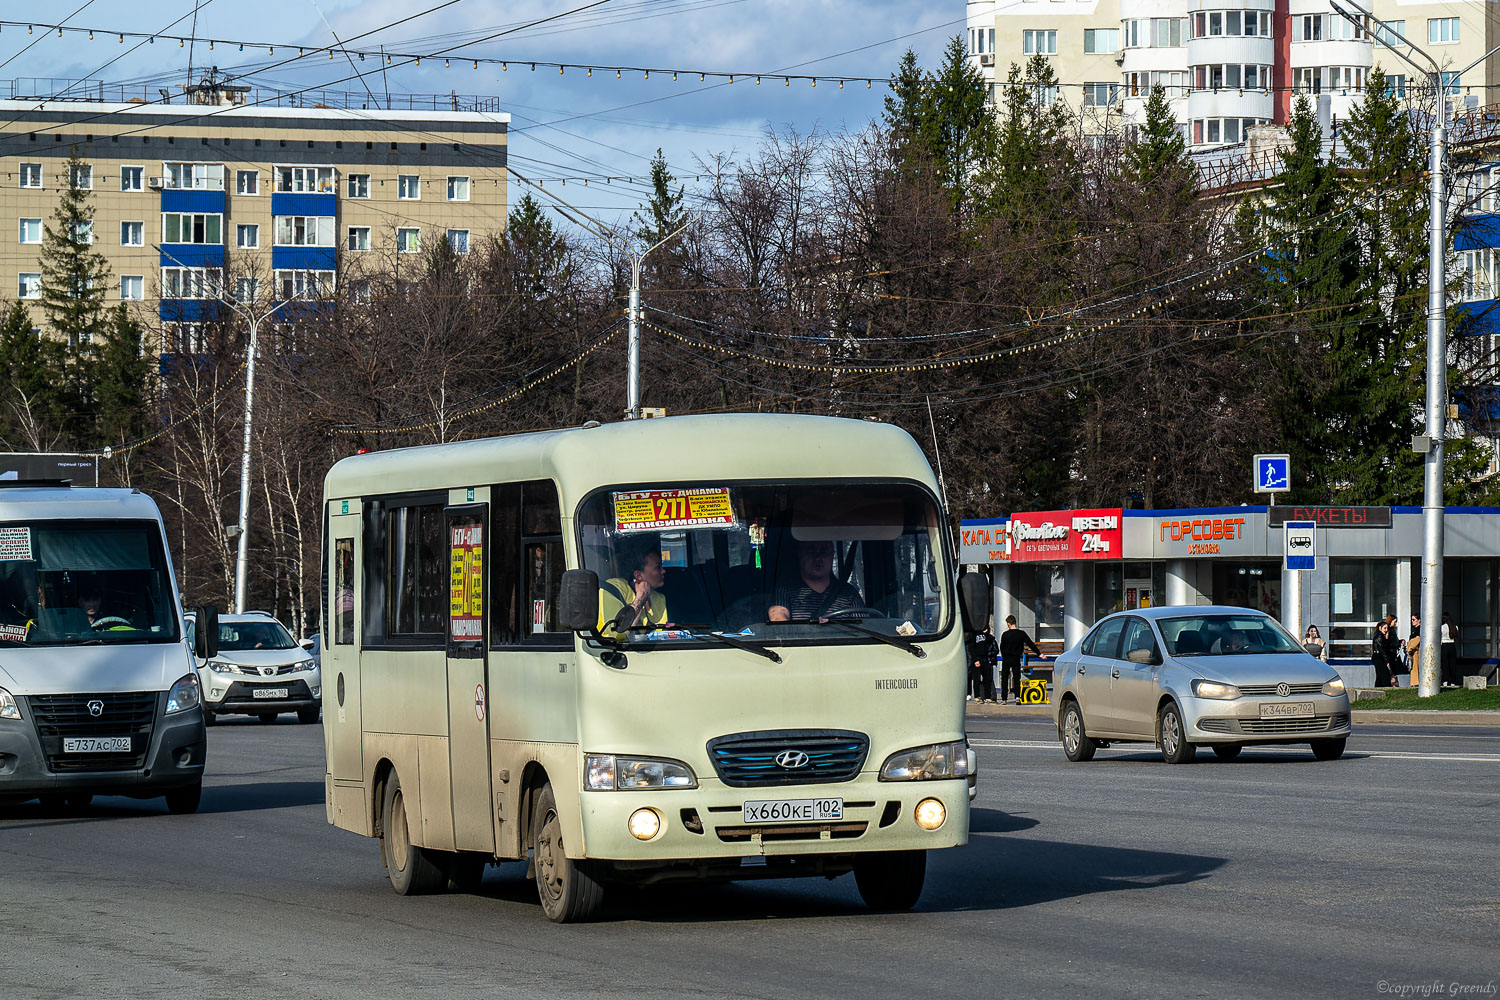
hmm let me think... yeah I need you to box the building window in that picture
[397,175,421,200]
[447,229,470,254]
[120,275,144,300]
[70,221,93,245]
[1429,17,1459,44]
[351,280,372,304]
[1023,29,1058,55]
[276,165,334,193]
[274,269,334,300]
[236,224,260,249]
[1152,17,1185,46]
[120,221,144,246]
[161,266,217,299]
[1083,83,1118,107]
[1442,72,1461,96]
[347,173,370,198]
[18,218,41,244]
[1298,14,1322,41]
[162,212,223,244]
[1084,28,1118,53]
[1387,74,1406,98]
[347,226,371,251]
[164,162,225,191]
[1375,21,1405,47]
[446,176,470,201]
[69,164,92,190]
[274,215,335,246]
[397,227,421,253]
[18,273,41,299]
[20,163,42,188]
[121,166,143,192]
[236,277,260,303]
[236,170,259,195]
[1327,14,1360,40]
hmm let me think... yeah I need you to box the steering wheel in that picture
[90,616,133,631]
[824,607,885,621]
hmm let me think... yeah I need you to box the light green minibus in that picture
[321,413,970,921]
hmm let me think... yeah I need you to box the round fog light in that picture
[914,797,946,831]
[627,808,662,840]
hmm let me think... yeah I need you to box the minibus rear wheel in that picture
[854,850,926,911]
[531,784,604,922]
[381,771,446,895]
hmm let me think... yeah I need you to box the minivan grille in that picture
[28,691,157,772]
[706,729,868,787]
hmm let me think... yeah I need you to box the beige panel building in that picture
[2,86,509,353]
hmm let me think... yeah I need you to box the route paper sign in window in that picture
[449,522,483,642]
[0,527,32,561]
[612,488,736,532]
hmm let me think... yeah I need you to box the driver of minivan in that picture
[768,539,865,622]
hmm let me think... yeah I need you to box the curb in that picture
[1351,710,1500,727]
[965,703,1053,718]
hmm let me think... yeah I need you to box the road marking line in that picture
[970,740,1500,762]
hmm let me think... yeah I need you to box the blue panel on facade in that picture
[271,192,337,217]
[1457,299,1500,338]
[271,246,337,270]
[160,189,226,214]
[1455,213,1500,251]
[157,299,219,321]
[158,245,227,267]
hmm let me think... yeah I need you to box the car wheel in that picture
[258,713,278,724]
[1311,738,1347,761]
[532,784,604,922]
[381,771,446,895]
[1212,744,1242,760]
[1061,701,1097,762]
[854,850,927,912]
[164,781,202,815]
[297,707,320,725]
[1158,703,1196,764]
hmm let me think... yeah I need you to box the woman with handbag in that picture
[1371,620,1395,688]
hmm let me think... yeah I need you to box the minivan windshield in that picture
[1158,613,1305,656]
[0,519,180,646]
[576,481,948,647]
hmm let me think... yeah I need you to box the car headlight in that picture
[584,754,697,790]
[1322,676,1346,697]
[0,686,19,721]
[1191,679,1241,700]
[166,673,202,714]
[206,659,239,674]
[879,741,971,781]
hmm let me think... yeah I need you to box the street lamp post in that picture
[625,220,693,419]
[1331,4,1500,696]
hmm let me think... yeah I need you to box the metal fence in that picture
[0,78,506,113]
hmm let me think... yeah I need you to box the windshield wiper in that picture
[619,623,782,663]
[768,619,926,658]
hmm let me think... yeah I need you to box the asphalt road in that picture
[2,714,1497,1000]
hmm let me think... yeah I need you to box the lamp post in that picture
[1330,4,1500,696]
[624,220,693,419]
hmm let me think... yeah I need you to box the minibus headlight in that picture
[879,741,970,781]
[0,687,19,721]
[1322,676,1346,697]
[1191,679,1241,700]
[166,674,201,714]
[584,754,696,790]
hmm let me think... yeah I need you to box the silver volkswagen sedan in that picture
[1052,606,1352,764]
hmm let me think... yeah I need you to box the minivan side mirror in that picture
[556,570,600,632]
[958,572,990,633]
[299,638,315,650]
[195,605,219,660]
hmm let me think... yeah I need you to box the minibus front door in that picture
[445,502,495,855]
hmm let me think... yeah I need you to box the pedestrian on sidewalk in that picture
[998,615,1042,705]
[1371,620,1396,688]
[965,625,998,703]
[1441,612,1460,687]
[1302,625,1328,661]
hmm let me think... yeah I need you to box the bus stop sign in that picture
[1284,521,1316,570]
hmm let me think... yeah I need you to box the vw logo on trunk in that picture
[87,699,104,717]
[775,750,810,769]
[1276,683,1291,698]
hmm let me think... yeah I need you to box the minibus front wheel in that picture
[531,783,604,922]
[853,850,926,911]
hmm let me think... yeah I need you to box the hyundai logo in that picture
[1276,682,1291,698]
[87,699,104,717]
[775,750,810,769]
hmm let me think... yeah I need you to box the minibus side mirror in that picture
[557,570,600,632]
[195,605,219,660]
[958,573,990,633]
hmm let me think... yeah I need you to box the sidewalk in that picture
[963,702,1500,726]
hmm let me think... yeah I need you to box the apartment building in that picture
[966,0,1500,147]
[2,83,508,353]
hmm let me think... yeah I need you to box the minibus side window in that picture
[490,484,521,645]
[334,538,354,644]
[362,501,387,644]
[490,480,566,648]
[389,504,446,637]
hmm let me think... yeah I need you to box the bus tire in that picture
[531,784,603,922]
[381,771,446,895]
[164,780,202,815]
[854,850,926,911]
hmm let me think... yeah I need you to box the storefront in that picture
[959,505,1500,687]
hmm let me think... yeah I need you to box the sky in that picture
[0,0,967,233]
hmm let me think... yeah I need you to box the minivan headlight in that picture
[1191,679,1241,700]
[880,741,970,781]
[1322,676,1346,697]
[0,687,19,720]
[584,754,696,790]
[166,674,201,714]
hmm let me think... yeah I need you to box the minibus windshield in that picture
[576,482,949,646]
[0,520,180,646]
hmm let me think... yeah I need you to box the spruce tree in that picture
[92,304,150,452]
[1123,85,1194,207]
[881,48,929,157]
[988,55,1076,230]
[0,300,65,450]
[632,149,687,247]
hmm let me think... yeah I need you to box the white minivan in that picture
[0,483,209,813]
